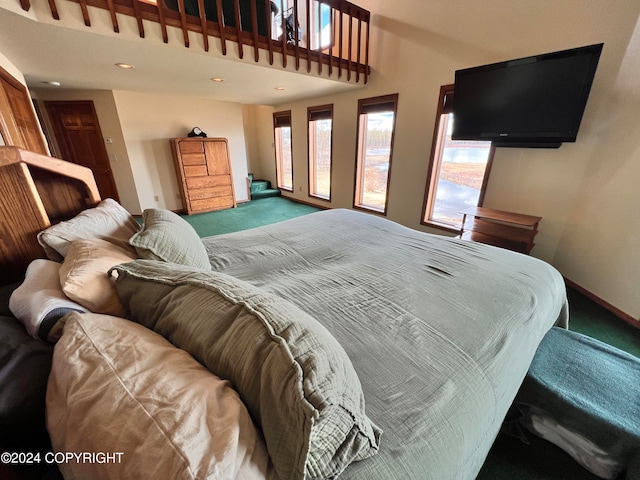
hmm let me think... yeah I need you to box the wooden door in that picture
[45,100,120,201]
[0,66,47,154]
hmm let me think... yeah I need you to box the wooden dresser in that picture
[170,137,236,215]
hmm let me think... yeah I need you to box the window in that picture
[272,0,332,49]
[310,0,332,50]
[354,94,398,214]
[422,85,494,231]
[308,105,333,200]
[273,110,293,191]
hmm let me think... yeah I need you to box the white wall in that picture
[242,104,276,180]
[111,90,250,211]
[0,51,24,84]
[246,0,640,321]
[552,15,640,318]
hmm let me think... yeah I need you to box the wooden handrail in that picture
[0,146,101,205]
[18,0,370,83]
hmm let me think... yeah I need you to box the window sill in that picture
[421,220,461,236]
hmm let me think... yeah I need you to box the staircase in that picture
[248,173,281,200]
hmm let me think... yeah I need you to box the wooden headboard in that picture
[0,146,101,285]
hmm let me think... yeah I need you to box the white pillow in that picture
[59,239,136,316]
[9,259,87,342]
[37,198,140,261]
[47,312,274,480]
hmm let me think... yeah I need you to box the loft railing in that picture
[18,0,370,83]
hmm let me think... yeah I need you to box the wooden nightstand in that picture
[460,207,541,254]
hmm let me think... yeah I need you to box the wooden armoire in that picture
[170,137,236,215]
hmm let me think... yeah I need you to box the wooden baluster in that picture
[19,0,30,11]
[250,0,260,61]
[305,0,311,72]
[178,0,190,47]
[355,13,361,82]
[232,0,244,59]
[280,4,287,67]
[347,4,352,81]
[197,0,209,51]
[317,0,323,74]
[363,11,369,84]
[292,0,300,70]
[327,4,333,77]
[132,0,145,37]
[106,0,119,33]
[266,0,274,64]
[338,5,343,79]
[156,0,169,43]
[48,0,60,20]
[216,0,228,55]
[78,0,92,26]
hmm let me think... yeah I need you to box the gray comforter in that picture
[202,208,568,480]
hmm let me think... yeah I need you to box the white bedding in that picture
[201,208,568,480]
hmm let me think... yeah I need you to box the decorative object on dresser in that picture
[187,126,207,138]
[460,206,541,254]
[170,137,236,215]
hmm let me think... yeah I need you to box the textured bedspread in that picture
[203,209,568,480]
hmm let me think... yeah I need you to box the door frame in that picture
[45,99,120,202]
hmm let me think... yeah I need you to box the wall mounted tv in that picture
[452,43,604,148]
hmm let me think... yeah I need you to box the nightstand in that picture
[460,207,541,254]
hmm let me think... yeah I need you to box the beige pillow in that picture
[38,198,140,261]
[47,312,274,480]
[59,239,136,316]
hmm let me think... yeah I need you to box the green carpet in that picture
[184,196,640,480]
[179,196,321,238]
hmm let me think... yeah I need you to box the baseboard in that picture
[280,194,331,210]
[564,277,639,329]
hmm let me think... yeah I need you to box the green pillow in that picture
[112,260,381,480]
[129,209,210,270]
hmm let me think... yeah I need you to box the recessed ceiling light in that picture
[115,63,135,69]
[43,81,61,86]
[210,77,224,82]
[275,86,285,91]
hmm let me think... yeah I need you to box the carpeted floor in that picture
[179,196,322,237]
[183,196,640,480]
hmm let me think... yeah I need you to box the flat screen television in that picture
[452,43,603,148]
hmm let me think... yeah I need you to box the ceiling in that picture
[0,5,363,105]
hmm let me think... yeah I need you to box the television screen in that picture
[452,43,603,148]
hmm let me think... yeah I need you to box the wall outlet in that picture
[153,195,159,202]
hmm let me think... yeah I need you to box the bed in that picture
[0,148,568,480]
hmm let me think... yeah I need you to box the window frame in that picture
[307,104,333,202]
[273,110,294,192]
[353,93,399,216]
[421,84,495,233]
